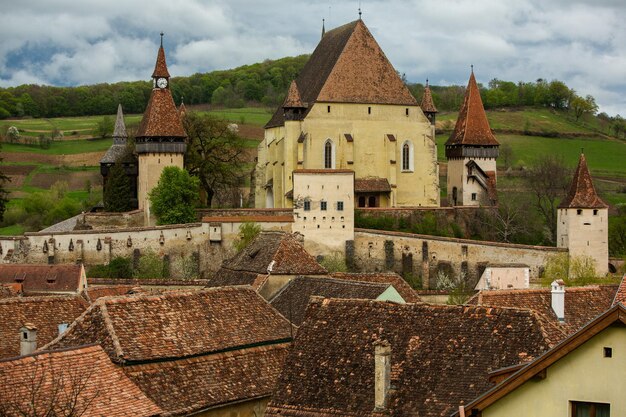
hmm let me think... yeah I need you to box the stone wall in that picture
[81,210,144,230]
[351,229,565,288]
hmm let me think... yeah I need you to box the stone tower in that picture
[557,153,609,276]
[420,80,437,126]
[135,34,187,222]
[445,69,499,206]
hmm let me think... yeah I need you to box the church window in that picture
[324,139,335,169]
[327,105,331,113]
[401,141,414,172]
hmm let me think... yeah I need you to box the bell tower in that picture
[135,33,187,223]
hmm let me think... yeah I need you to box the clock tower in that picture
[135,33,187,223]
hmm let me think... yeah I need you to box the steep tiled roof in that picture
[355,177,392,193]
[46,287,292,363]
[612,275,626,306]
[269,276,392,326]
[330,272,421,303]
[446,71,499,147]
[0,345,162,417]
[208,231,327,287]
[0,264,85,294]
[420,82,437,113]
[0,296,88,358]
[82,285,139,303]
[124,343,290,416]
[112,103,127,143]
[283,80,305,108]
[469,285,618,341]
[266,20,416,128]
[151,45,170,78]
[558,153,608,209]
[135,88,186,138]
[266,299,551,417]
[99,144,130,164]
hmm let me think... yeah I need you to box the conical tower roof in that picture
[559,153,608,209]
[283,80,305,108]
[113,104,127,144]
[420,81,437,113]
[178,99,187,117]
[151,45,171,79]
[445,71,498,146]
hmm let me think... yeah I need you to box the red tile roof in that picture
[283,80,305,108]
[151,45,170,78]
[446,71,499,147]
[612,275,626,307]
[0,345,162,417]
[0,264,85,294]
[355,177,392,193]
[266,20,416,128]
[420,83,437,113]
[558,153,608,209]
[330,272,421,303]
[135,88,186,138]
[0,296,88,358]
[266,299,551,417]
[82,285,139,303]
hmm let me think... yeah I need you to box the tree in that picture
[183,112,248,207]
[524,155,571,244]
[570,94,598,122]
[500,143,514,169]
[104,163,134,212]
[233,222,261,252]
[94,115,114,138]
[149,166,199,225]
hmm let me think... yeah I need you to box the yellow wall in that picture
[138,152,184,223]
[256,102,439,208]
[557,208,609,276]
[482,325,626,416]
[447,157,496,206]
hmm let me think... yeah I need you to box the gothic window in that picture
[324,139,335,169]
[401,140,414,172]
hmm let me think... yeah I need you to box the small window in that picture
[571,401,610,417]
[471,193,477,201]
[304,201,311,211]
[593,209,598,215]
[405,108,409,116]
[321,201,327,211]
[337,201,344,211]
[577,209,583,215]
[604,347,613,358]
[368,107,371,114]
[327,105,331,113]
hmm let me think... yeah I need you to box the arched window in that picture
[324,139,335,169]
[401,140,414,172]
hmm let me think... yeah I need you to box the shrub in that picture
[569,255,598,285]
[542,253,569,285]
[134,249,165,279]
[403,272,422,290]
[149,166,199,225]
[108,256,134,278]
[319,252,348,273]
[233,222,261,253]
[87,264,110,278]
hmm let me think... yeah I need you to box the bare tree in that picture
[524,155,571,244]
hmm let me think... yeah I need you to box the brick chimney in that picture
[551,279,565,321]
[20,323,37,356]
[373,339,391,411]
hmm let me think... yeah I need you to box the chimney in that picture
[20,323,37,356]
[551,279,565,321]
[373,339,391,411]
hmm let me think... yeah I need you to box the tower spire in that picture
[321,19,325,39]
[160,32,164,47]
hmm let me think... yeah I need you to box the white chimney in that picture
[20,323,37,356]
[373,339,391,411]
[551,280,565,321]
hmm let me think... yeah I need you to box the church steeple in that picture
[112,103,127,145]
[152,32,171,87]
[420,79,437,125]
[559,153,608,209]
[321,19,325,39]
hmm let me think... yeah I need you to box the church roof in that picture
[266,20,417,128]
[420,82,437,113]
[283,80,305,108]
[136,88,186,138]
[113,103,127,142]
[558,153,608,209]
[446,71,499,147]
[178,100,187,117]
[151,45,170,79]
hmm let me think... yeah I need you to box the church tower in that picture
[135,34,187,222]
[445,69,499,206]
[420,80,437,126]
[557,153,609,276]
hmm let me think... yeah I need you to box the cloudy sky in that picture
[1,0,625,115]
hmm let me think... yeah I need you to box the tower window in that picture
[401,141,414,172]
[324,139,335,169]
[577,209,583,215]
[405,108,409,116]
[604,347,613,358]
[471,193,477,201]
[368,107,371,114]
[593,209,598,215]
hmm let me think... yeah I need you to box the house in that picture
[266,299,553,416]
[445,69,499,207]
[44,287,293,417]
[0,344,162,416]
[330,271,421,303]
[268,276,405,326]
[467,282,618,342]
[208,231,327,298]
[455,303,626,417]
[0,263,87,295]
[0,295,88,358]
[256,19,439,209]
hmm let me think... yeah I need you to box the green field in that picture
[2,138,112,154]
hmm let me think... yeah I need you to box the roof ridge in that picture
[98,286,254,304]
[99,302,125,360]
[0,294,85,304]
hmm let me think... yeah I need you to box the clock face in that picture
[156,78,168,88]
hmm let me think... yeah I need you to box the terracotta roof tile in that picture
[269,276,393,325]
[266,20,416,128]
[112,103,127,142]
[0,264,85,294]
[283,80,306,108]
[208,231,327,287]
[135,88,186,138]
[420,83,437,113]
[0,345,162,416]
[82,285,139,303]
[330,272,421,303]
[0,296,88,358]
[355,177,391,193]
[612,275,626,306]
[446,71,499,147]
[151,45,170,78]
[266,299,551,417]
[558,153,608,209]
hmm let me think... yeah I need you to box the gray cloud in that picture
[0,0,624,115]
